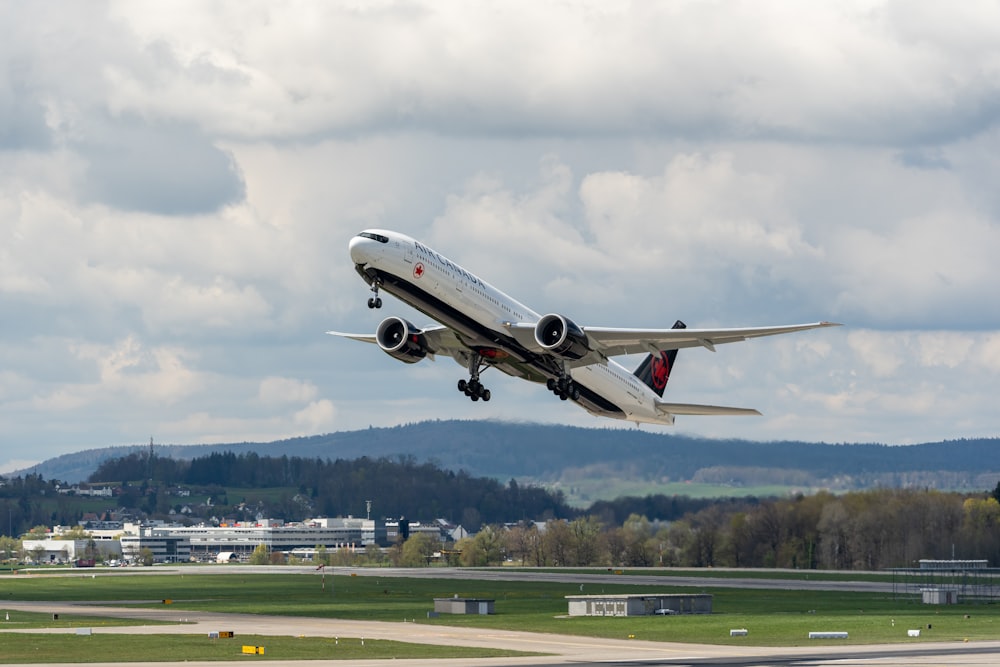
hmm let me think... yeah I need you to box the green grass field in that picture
[2,569,999,661]
[0,633,529,663]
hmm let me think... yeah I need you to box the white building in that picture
[22,539,123,564]
[120,526,191,563]
[155,517,388,561]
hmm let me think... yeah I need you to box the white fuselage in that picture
[349,230,671,425]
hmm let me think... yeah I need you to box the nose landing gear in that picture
[367,281,383,309]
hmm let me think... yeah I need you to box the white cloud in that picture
[67,1,996,144]
[66,336,202,406]
[292,400,337,433]
[2,1,1000,469]
[258,377,318,405]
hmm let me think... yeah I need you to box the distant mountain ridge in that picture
[11,421,1000,497]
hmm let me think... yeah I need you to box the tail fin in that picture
[633,320,686,397]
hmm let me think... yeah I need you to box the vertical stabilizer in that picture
[633,320,686,397]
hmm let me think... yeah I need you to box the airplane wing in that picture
[582,321,841,357]
[326,325,470,359]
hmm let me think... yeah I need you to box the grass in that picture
[511,567,900,583]
[2,570,999,651]
[0,609,177,628]
[0,633,529,663]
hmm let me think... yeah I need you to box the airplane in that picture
[328,229,840,426]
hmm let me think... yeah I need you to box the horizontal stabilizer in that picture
[655,401,762,417]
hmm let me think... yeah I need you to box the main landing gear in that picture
[458,353,491,402]
[547,375,580,401]
[367,281,383,309]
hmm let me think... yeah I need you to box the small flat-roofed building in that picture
[433,597,495,615]
[565,593,712,617]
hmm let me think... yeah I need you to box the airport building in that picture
[120,529,190,563]
[46,516,449,563]
[21,538,123,564]
[155,517,389,561]
[889,559,1000,603]
[565,593,713,617]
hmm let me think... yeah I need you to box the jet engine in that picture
[534,314,591,360]
[376,317,430,363]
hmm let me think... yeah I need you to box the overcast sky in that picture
[2,1,1000,473]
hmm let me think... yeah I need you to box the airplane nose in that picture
[349,235,373,265]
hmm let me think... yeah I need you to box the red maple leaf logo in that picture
[650,352,671,390]
[413,263,424,279]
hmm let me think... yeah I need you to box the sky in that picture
[2,0,1000,473]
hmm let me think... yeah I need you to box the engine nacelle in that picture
[534,313,591,360]
[376,317,429,364]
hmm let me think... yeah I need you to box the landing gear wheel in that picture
[549,372,578,401]
[460,353,493,402]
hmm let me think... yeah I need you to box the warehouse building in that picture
[565,593,712,617]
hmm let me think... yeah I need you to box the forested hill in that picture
[15,420,1000,491]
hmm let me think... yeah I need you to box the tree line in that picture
[88,452,1000,568]
[88,451,574,528]
[9,449,1000,571]
[448,486,1000,569]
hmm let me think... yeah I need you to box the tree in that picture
[248,543,270,565]
[313,545,329,566]
[138,548,155,567]
[60,525,92,540]
[542,520,573,566]
[621,514,655,566]
[82,538,99,561]
[27,525,49,538]
[30,545,46,564]
[460,525,505,566]
[504,523,535,566]
[399,533,437,567]
[0,535,20,562]
[569,516,603,566]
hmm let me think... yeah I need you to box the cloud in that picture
[71,1,998,145]
[78,114,246,214]
[1,1,1000,470]
[258,377,318,405]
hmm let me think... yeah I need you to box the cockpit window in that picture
[359,232,389,243]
